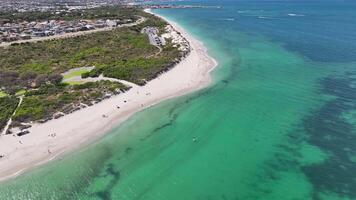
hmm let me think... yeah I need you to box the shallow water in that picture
[1,1,356,199]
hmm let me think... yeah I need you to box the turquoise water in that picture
[1,1,356,199]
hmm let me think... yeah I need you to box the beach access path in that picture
[0,9,217,182]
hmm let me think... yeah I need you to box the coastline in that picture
[0,9,218,182]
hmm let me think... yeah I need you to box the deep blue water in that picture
[157,1,356,198]
[160,0,356,62]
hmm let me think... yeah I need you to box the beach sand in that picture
[0,9,217,182]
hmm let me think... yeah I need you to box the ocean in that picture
[1,0,356,199]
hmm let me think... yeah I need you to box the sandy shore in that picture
[0,9,217,182]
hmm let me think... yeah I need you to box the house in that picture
[94,23,106,28]
[106,20,117,27]
[19,34,31,40]
[33,31,45,37]
[85,24,94,30]
[44,30,54,36]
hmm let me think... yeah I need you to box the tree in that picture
[48,74,63,85]
[0,71,20,91]
[20,72,37,87]
[20,72,37,81]
[35,74,48,87]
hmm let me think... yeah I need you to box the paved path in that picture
[1,96,23,135]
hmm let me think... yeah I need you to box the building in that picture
[106,20,117,27]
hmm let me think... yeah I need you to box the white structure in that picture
[106,20,117,27]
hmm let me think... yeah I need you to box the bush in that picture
[81,68,103,78]
[13,97,46,122]
[48,74,63,85]
[0,96,19,131]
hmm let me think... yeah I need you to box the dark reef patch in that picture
[94,191,111,200]
[302,73,356,198]
[125,147,133,154]
[138,76,230,142]
[92,163,121,200]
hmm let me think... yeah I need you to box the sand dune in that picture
[0,9,217,182]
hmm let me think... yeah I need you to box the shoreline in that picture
[0,9,218,182]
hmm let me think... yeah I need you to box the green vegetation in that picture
[0,91,8,98]
[65,81,85,85]
[0,12,180,90]
[13,81,129,124]
[63,68,92,80]
[0,6,186,129]
[0,6,141,23]
[15,89,26,96]
[0,96,19,131]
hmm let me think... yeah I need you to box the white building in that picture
[106,20,117,27]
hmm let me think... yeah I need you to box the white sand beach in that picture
[0,9,217,181]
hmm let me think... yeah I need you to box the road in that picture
[0,16,146,48]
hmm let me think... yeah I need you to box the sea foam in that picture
[288,13,305,17]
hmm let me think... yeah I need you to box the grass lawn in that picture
[0,91,8,98]
[62,68,92,80]
[15,89,26,96]
[65,81,85,85]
